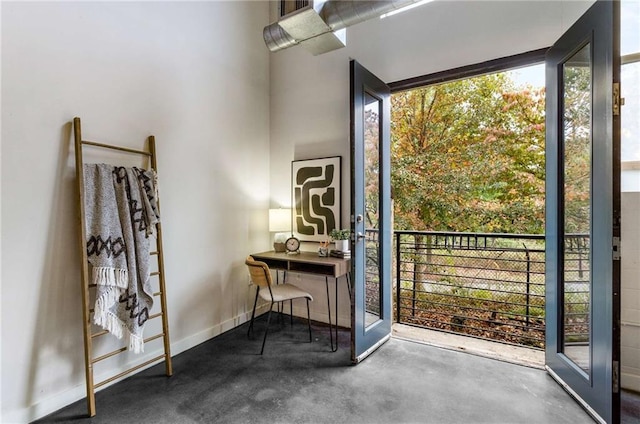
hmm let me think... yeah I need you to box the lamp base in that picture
[273,233,288,252]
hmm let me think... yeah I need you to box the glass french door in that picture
[545,1,621,423]
[350,60,392,363]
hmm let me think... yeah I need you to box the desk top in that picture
[250,251,350,278]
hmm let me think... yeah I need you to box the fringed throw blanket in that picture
[84,163,160,353]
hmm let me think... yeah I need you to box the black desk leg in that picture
[277,271,283,320]
[334,274,339,351]
[325,276,339,352]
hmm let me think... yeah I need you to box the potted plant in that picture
[329,228,351,252]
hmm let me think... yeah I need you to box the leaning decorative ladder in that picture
[73,117,173,417]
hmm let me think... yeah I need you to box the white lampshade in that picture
[269,208,291,232]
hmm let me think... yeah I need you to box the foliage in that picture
[562,65,591,233]
[329,228,350,240]
[390,72,547,234]
[364,104,382,230]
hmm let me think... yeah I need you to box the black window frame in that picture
[388,48,549,93]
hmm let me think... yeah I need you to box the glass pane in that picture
[562,43,591,372]
[622,0,640,56]
[621,61,640,192]
[622,62,640,162]
[364,92,382,328]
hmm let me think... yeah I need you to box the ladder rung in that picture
[150,251,159,255]
[90,308,161,318]
[91,329,166,364]
[150,271,160,277]
[91,329,109,338]
[153,291,162,296]
[82,139,152,156]
[144,333,164,343]
[93,346,127,363]
[94,354,165,389]
[90,310,161,325]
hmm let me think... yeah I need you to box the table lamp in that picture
[269,208,291,252]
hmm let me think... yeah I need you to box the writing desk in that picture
[250,251,351,351]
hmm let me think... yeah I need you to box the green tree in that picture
[562,65,591,234]
[390,72,546,234]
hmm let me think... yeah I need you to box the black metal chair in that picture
[245,256,313,354]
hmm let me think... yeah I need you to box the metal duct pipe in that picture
[320,0,418,31]
[263,22,298,52]
[263,0,421,53]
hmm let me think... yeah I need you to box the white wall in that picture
[1,2,270,422]
[269,0,596,336]
[621,192,640,392]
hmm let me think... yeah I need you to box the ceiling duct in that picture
[264,0,421,55]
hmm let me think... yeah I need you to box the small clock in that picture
[285,236,300,255]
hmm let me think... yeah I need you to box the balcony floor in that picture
[392,323,545,369]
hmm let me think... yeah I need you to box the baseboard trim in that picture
[289,304,351,328]
[5,309,264,424]
[622,371,640,393]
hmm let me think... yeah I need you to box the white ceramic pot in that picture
[334,239,350,252]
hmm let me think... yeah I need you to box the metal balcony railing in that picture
[386,230,589,350]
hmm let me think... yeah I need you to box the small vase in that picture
[334,239,349,252]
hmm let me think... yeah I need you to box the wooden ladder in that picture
[73,117,172,417]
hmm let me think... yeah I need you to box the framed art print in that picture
[291,156,341,242]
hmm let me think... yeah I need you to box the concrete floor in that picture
[394,324,640,424]
[35,315,599,424]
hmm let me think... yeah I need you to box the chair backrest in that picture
[245,256,273,289]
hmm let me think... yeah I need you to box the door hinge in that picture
[613,360,619,393]
[613,236,621,260]
[613,82,621,116]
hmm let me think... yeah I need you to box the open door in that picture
[545,1,621,423]
[350,60,392,363]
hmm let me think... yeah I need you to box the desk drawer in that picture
[258,258,289,270]
[289,261,334,276]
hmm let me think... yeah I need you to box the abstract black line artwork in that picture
[292,156,341,242]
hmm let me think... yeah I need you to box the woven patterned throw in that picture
[84,163,160,353]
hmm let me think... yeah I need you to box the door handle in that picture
[357,232,373,241]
